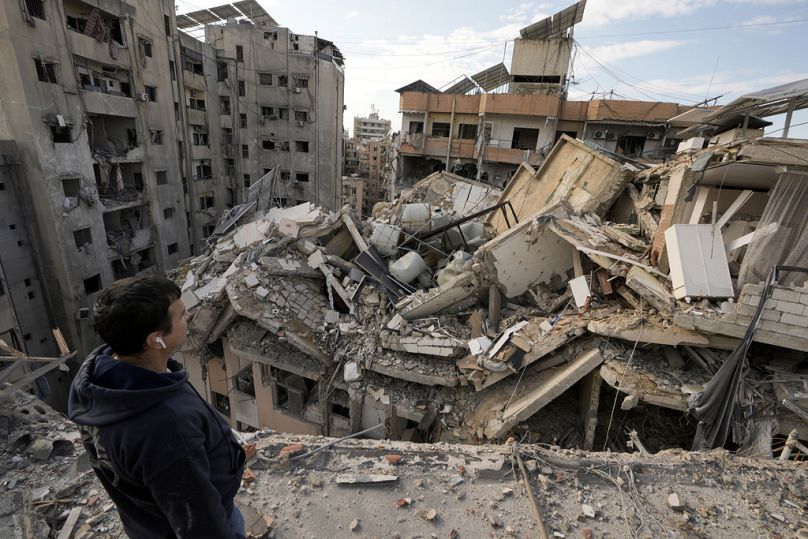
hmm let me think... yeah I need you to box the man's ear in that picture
[145,331,164,350]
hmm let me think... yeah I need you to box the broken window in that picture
[241,144,248,158]
[459,124,477,140]
[62,178,80,197]
[295,172,309,182]
[163,207,175,219]
[212,392,230,415]
[431,122,450,138]
[34,59,57,83]
[511,127,539,150]
[24,0,46,20]
[293,76,308,89]
[150,129,163,145]
[144,85,157,102]
[219,95,231,115]
[235,366,255,397]
[295,141,309,153]
[616,135,646,157]
[294,110,308,122]
[259,73,273,85]
[155,170,167,185]
[168,243,178,255]
[217,62,228,82]
[199,193,215,209]
[191,125,209,146]
[236,45,244,62]
[188,97,206,111]
[138,37,152,59]
[240,114,247,129]
[194,161,212,180]
[408,121,424,134]
[83,274,102,295]
[50,125,72,143]
[238,80,245,97]
[73,228,92,249]
[181,47,203,75]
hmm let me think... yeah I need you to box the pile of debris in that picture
[174,134,808,458]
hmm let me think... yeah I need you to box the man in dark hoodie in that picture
[68,276,246,538]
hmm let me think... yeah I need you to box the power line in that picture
[577,17,808,40]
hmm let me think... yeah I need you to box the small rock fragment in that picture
[582,528,593,539]
[349,518,360,532]
[420,508,438,522]
[581,503,595,518]
[668,492,683,511]
[384,454,402,465]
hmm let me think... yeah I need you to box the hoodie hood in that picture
[68,345,189,427]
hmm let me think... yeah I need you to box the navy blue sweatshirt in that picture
[68,346,245,538]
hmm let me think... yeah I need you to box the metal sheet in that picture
[520,0,586,40]
[471,63,510,92]
[184,9,220,24]
[175,14,198,29]
[232,0,278,25]
[443,75,477,95]
[395,79,440,94]
[209,4,241,19]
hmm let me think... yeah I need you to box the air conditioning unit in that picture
[646,132,659,140]
[605,132,616,140]
[139,92,150,102]
[593,131,605,139]
[76,307,91,321]
[293,88,301,94]
[190,89,200,98]
[296,121,305,128]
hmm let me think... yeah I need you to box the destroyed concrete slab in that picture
[587,312,740,349]
[599,359,689,411]
[379,332,466,358]
[398,271,479,320]
[364,353,460,387]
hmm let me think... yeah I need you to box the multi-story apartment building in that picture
[353,109,391,141]
[0,1,345,397]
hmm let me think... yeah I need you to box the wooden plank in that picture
[341,214,369,252]
[56,507,83,539]
[716,190,754,229]
[52,328,70,355]
[6,353,74,393]
[688,186,710,224]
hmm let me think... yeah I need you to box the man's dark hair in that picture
[93,277,181,355]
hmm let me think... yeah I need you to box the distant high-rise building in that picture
[353,108,391,141]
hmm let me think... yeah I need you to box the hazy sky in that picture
[175,0,808,137]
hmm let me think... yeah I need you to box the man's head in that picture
[93,277,187,356]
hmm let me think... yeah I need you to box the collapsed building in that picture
[173,75,808,461]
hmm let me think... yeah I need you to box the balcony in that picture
[81,91,137,117]
[95,162,146,209]
[88,114,142,161]
[68,30,129,69]
[187,108,207,126]
[104,205,152,259]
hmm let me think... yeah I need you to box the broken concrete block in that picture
[255,286,269,299]
[666,224,733,299]
[399,271,479,321]
[468,336,492,356]
[244,273,260,288]
[344,361,361,383]
[181,289,199,311]
[324,310,340,324]
[624,267,674,313]
[307,250,327,269]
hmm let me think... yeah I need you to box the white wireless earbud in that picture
[155,336,167,349]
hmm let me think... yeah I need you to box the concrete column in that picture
[578,369,602,451]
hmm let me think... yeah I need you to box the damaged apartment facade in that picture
[397,1,689,189]
[175,74,808,459]
[0,1,345,372]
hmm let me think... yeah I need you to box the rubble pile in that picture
[174,134,808,459]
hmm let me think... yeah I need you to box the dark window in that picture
[219,96,231,115]
[0,279,4,297]
[200,194,215,209]
[169,60,176,80]
[294,140,309,153]
[212,392,230,415]
[616,135,646,157]
[511,127,539,150]
[408,121,424,134]
[163,207,175,219]
[139,38,153,58]
[0,182,4,190]
[277,75,288,87]
[155,170,168,185]
[280,170,290,181]
[62,178,80,197]
[241,145,248,158]
[192,127,209,146]
[294,110,308,122]
[243,174,251,188]
[24,0,45,20]
[221,127,233,144]
[27,291,34,300]
[164,15,171,36]
[278,108,289,120]
[34,59,57,83]
[194,161,212,180]
[261,106,275,117]
[236,45,243,62]
[217,62,227,82]
[295,172,309,182]
[238,80,245,97]
[262,140,275,150]
[459,124,477,140]
[293,76,308,89]
[174,102,180,121]
[151,130,164,144]
[83,274,102,295]
[73,227,92,249]
[23,333,31,341]
[9,224,15,230]
[23,278,31,287]
[431,122,450,137]
[168,243,178,255]
[240,114,247,129]
[51,125,72,143]
[202,224,216,237]
[188,97,206,111]
[145,85,157,102]
[259,73,273,85]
